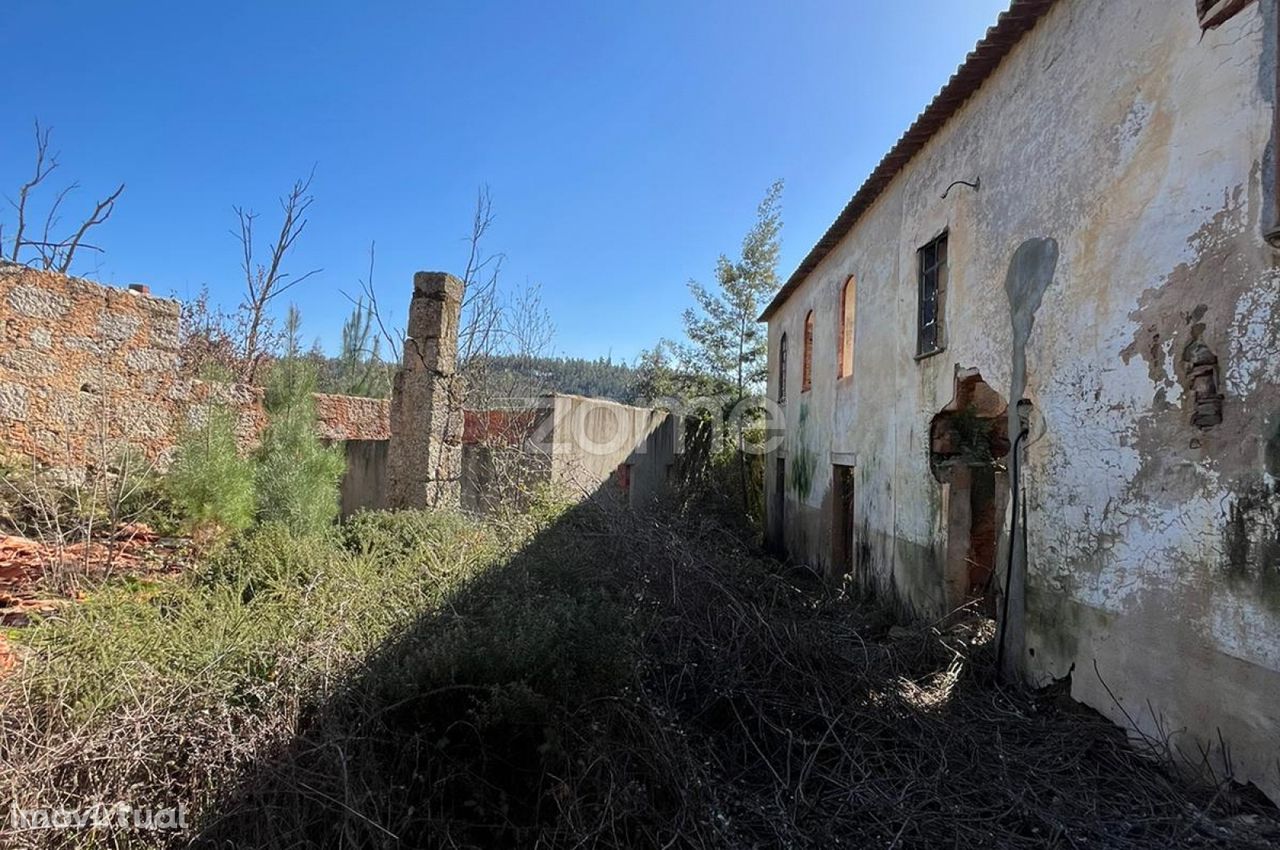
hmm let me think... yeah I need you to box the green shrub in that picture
[254,313,346,537]
[163,407,257,543]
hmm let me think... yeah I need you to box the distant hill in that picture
[467,354,644,404]
[311,352,645,405]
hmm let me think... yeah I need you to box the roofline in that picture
[759,0,1059,322]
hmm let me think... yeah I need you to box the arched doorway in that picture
[929,370,1010,615]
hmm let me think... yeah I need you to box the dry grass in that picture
[0,500,1276,848]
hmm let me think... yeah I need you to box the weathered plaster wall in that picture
[0,262,390,469]
[458,396,676,512]
[545,394,676,507]
[766,0,1280,798]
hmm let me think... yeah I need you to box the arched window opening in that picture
[839,276,857,379]
[778,333,788,404]
[802,311,814,393]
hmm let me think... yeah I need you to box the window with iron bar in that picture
[917,231,948,358]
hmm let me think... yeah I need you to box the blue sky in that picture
[1,1,1010,361]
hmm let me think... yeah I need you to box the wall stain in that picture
[1002,238,1060,675]
[1118,186,1280,606]
[788,402,817,499]
[1223,475,1280,607]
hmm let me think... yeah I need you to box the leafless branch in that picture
[8,120,58,262]
[37,181,78,267]
[55,182,123,274]
[3,121,125,273]
[458,185,506,366]
[343,240,405,359]
[231,167,322,383]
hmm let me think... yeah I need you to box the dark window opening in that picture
[917,231,948,358]
[832,465,855,579]
[778,333,788,404]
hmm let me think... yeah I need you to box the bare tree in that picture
[177,285,241,381]
[349,241,405,363]
[3,120,125,274]
[231,169,322,383]
[453,186,557,407]
[457,186,506,367]
[351,186,554,407]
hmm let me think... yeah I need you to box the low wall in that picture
[459,396,678,512]
[543,394,676,506]
[0,262,389,470]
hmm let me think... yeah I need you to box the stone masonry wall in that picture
[0,261,389,470]
[387,271,464,510]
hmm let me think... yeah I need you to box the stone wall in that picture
[0,261,389,470]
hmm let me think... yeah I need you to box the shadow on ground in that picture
[192,495,1280,849]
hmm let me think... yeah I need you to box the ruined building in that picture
[0,260,678,521]
[383,272,678,513]
[0,261,389,474]
[761,0,1280,800]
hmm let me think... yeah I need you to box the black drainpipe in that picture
[996,419,1030,678]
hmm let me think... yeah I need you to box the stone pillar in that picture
[387,271,464,510]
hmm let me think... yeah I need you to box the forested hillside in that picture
[310,352,646,404]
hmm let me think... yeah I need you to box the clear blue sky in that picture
[1,1,1010,362]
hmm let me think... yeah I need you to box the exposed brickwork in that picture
[0,262,389,468]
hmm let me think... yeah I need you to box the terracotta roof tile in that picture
[760,0,1059,321]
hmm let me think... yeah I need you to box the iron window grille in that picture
[917,231,948,358]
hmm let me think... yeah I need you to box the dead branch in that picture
[8,120,57,262]
[4,120,125,273]
[458,185,505,367]
[345,240,405,358]
[231,167,322,383]
[55,182,124,274]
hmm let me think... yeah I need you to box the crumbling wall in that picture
[387,272,464,510]
[0,262,390,470]
[765,0,1280,799]
[543,394,676,506]
[459,397,677,512]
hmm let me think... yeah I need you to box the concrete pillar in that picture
[387,271,464,510]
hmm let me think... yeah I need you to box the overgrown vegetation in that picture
[1,492,1276,848]
[165,407,256,544]
[0,421,169,592]
[254,309,346,536]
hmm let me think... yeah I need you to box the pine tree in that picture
[680,180,782,405]
[256,306,346,536]
[678,180,783,511]
[335,297,388,397]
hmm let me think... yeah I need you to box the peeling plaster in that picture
[763,0,1280,801]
